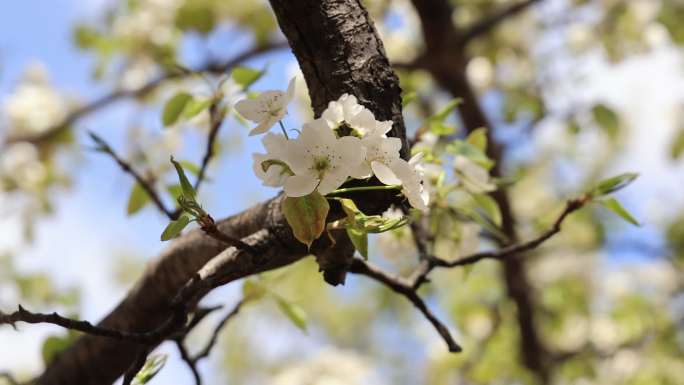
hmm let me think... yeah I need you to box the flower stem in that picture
[278,120,290,140]
[327,185,401,196]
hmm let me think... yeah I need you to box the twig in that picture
[349,258,462,353]
[175,341,202,385]
[197,214,260,257]
[410,196,587,289]
[88,132,177,220]
[459,0,544,44]
[175,299,248,385]
[193,99,224,192]
[4,42,288,146]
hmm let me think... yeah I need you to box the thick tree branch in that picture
[34,1,408,383]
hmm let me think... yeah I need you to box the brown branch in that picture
[4,42,288,146]
[175,341,202,385]
[193,98,224,192]
[459,0,544,44]
[88,131,176,220]
[349,258,462,353]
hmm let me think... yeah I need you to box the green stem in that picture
[327,185,401,196]
[278,120,290,140]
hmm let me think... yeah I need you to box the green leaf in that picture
[591,172,639,196]
[126,182,150,215]
[592,104,619,138]
[170,156,196,200]
[275,296,307,332]
[73,25,99,49]
[466,128,488,152]
[600,198,639,226]
[166,184,182,201]
[161,215,191,241]
[175,4,215,34]
[133,354,167,385]
[432,99,462,122]
[670,130,684,160]
[42,334,75,365]
[346,227,368,259]
[402,91,417,107]
[429,121,456,136]
[426,99,462,136]
[162,92,193,127]
[182,98,212,120]
[472,193,502,227]
[178,160,201,177]
[231,66,265,89]
[282,192,330,247]
[447,140,494,170]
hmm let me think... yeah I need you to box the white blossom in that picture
[2,63,69,137]
[252,133,291,187]
[270,348,375,385]
[321,93,392,137]
[454,155,496,193]
[281,119,363,197]
[390,153,430,211]
[235,78,295,136]
[0,142,47,190]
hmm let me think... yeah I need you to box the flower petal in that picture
[283,173,319,197]
[235,98,265,122]
[285,77,296,102]
[249,116,278,136]
[317,168,349,195]
[336,136,364,168]
[372,160,402,186]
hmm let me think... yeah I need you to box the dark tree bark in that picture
[35,1,405,384]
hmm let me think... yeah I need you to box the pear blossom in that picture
[454,155,496,193]
[380,152,429,212]
[235,78,295,136]
[281,119,363,197]
[349,135,403,180]
[252,133,291,187]
[322,93,393,137]
[0,142,47,190]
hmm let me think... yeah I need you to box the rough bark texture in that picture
[35,1,405,384]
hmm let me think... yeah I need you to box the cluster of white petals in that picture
[238,84,429,211]
[2,63,69,137]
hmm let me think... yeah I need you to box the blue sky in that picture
[1,0,684,382]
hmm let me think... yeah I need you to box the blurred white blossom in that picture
[270,348,375,385]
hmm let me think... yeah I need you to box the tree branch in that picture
[88,132,176,220]
[349,258,462,353]
[459,0,544,44]
[193,98,224,192]
[3,42,288,146]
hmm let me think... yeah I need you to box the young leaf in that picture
[432,99,462,122]
[600,198,640,226]
[426,99,462,136]
[175,3,215,34]
[126,182,150,215]
[178,160,201,177]
[133,354,167,385]
[346,227,368,259]
[447,140,494,170]
[231,66,264,89]
[160,215,191,241]
[472,193,502,227]
[242,279,267,301]
[466,128,488,152]
[591,172,638,196]
[670,129,684,160]
[282,192,330,247]
[170,156,196,200]
[592,104,619,138]
[402,91,417,107]
[275,296,308,332]
[162,92,193,127]
[182,98,212,119]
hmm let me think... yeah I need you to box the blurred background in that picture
[1,0,683,384]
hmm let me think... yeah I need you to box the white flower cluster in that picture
[2,63,69,137]
[236,80,429,211]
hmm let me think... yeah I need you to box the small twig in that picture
[191,299,246,362]
[197,214,260,256]
[175,341,202,385]
[349,258,462,353]
[432,196,586,269]
[88,132,177,220]
[193,98,224,192]
[459,0,544,44]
